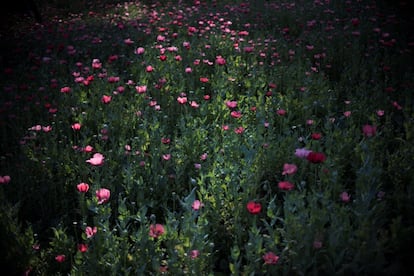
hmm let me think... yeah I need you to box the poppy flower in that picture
[96,188,110,204]
[55,255,66,263]
[306,152,326,163]
[278,181,295,191]
[262,251,279,265]
[362,124,376,137]
[86,153,105,166]
[246,201,261,214]
[77,182,89,193]
[282,163,297,175]
[149,224,165,238]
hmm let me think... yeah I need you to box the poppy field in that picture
[0,0,413,275]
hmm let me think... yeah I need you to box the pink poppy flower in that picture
[177,96,188,104]
[77,182,89,193]
[78,243,88,253]
[276,109,286,116]
[0,175,11,184]
[190,250,200,259]
[149,224,165,238]
[135,85,147,94]
[230,111,242,118]
[225,100,237,109]
[135,47,145,55]
[86,153,105,166]
[278,181,295,191]
[215,56,226,65]
[262,251,279,265]
[71,123,82,131]
[85,226,97,238]
[192,200,204,211]
[282,163,297,175]
[101,95,112,104]
[60,86,71,93]
[340,192,351,203]
[55,255,66,263]
[96,188,110,204]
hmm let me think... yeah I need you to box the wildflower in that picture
[262,251,279,265]
[78,243,88,253]
[77,182,89,193]
[149,224,165,238]
[135,47,145,55]
[177,96,188,104]
[162,154,171,161]
[192,200,204,211]
[135,85,147,94]
[313,240,323,249]
[85,226,97,238]
[194,163,201,170]
[60,86,71,93]
[295,148,312,159]
[55,255,66,263]
[83,145,94,152]
[101,95,112,104]
[226,100,237,109]
[0,175,11,184]
[190,250,200,259]
[362,124,376,137]
[71,123,81,131]
[340,192,351,203]
[215,56,226,65]
[234,126,245,134]
[86,153,105,166]
[230,111,242,118]
[146,65,154,72]
[306,152,326,163]
[311,132,322,140]
[246,201,261,214]
[200,77,209,83]
[276,109,286,116]
[96,188,110,204]
[278,181,295,191]
[282,163,297,175]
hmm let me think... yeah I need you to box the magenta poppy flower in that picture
[149,224,165,238]
[190,249,200,259]
[96,188,110,204]
[262,251,279,265]
[0,175,11,184]
[86,153,105,166]
[246,201,261,214]
[278,181,295,191]
[362,124,377,137]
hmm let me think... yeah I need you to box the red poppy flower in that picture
[306,152,326,163]
[246,201,261,214]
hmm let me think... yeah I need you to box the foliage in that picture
[1,0,413,275]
